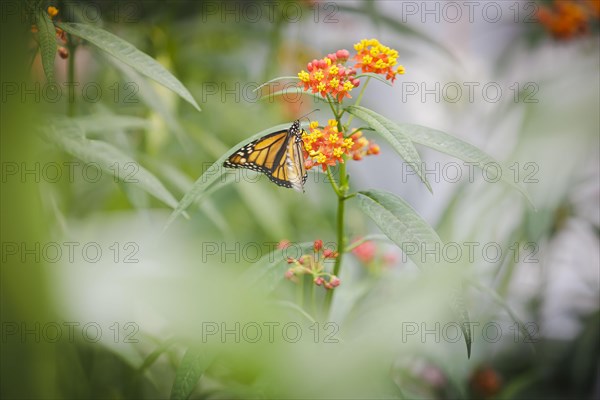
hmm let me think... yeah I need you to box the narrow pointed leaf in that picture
[108,58,192,149]
[449,283,472,358]
[355,73,392,86]
[35,10,57,83]
[69,114,151,134]
[394,122,534,207]
[346,106,432,193]
[260,86,328,105]
[356,190,443,269]
[469,279,536,349]
[253,75,299,93]
[45,120,182,211]
[170,347,215,400]
[57,22,201,111]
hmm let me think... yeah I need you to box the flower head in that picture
[47,6,59,18]
[298,51,360,102]
[302,122,378,171]
[354,39,404,82]
[536,0,596,40]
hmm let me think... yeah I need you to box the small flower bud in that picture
[286,257,295,264]
[47,6,59,18]
[284,269,295,280]
[329,275,340,287]
[314,276,324,286]
[278,239,290,250]
[336,49,350,61]
[58,47,68,59]
[313,239,323,252]
[323,249,337,259]
[367,144,380,155]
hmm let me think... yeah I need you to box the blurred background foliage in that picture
[1,0,599,399]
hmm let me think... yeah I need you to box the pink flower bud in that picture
[314,276,324,286]
[284,269,295,279]
[329,275,340,287]
[286,257,295,264]
[336,49,350,61]
[313,239,323,252]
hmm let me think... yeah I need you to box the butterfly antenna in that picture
[298,108,320,124]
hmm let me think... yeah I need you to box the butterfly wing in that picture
[223,121,307,191]
[223,129,290,174]
[284,132,308,192]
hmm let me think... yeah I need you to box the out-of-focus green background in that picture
[1,1,598,398]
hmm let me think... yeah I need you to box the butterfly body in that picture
[223,120,308,192]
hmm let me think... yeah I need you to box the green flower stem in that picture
[310,279,317,317]
[297,271,304,308]
[326,167,342,197]
[324,158,348,315]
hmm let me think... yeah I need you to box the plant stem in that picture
[297,273,305,308]
[324,159,348,315]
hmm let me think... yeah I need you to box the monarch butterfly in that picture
[223,120,308,192]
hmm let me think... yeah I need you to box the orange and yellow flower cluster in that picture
[537,0,600,40]
[354,38,405,82]
[301,120,379,171]
[298,50,360,103]
[282,239,340,290]
[297,39,405,103]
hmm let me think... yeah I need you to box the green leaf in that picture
[45,120,182,211]
[356,190,443,269]
[165,122,306,228]
[35,10,57,83]
[468,279,536,349]
[394,122,535,208]
[260,86,328,105]
[68,114,151,134]
[108,58,193,150]
[170,347,215,400]
[346,106,432,193]
[57,22,200,112]
[253,75,300,93]
[355,73,392,87]
[357,189,473,357]
[449,283,472,359]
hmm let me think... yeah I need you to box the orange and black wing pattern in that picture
[223,121,308,191]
